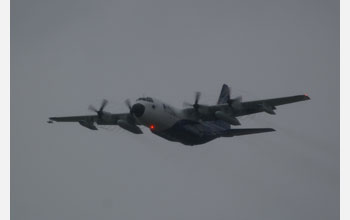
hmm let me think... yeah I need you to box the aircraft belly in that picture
[151,120,221,146]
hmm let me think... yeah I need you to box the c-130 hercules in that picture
[49,84,310,146]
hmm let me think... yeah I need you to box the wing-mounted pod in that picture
[117,99,143,134]
[215,111,241,126]
[117,120,143,134]
[78,120,98,130]
[260,102,276,115]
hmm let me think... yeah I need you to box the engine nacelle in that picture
[215,111,241,126]
[117,120,143,134]
[261,103,276,115]
[78,120,98,130]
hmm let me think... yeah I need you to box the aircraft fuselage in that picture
[133,97,228,145]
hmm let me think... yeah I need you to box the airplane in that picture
[48,84,310,146]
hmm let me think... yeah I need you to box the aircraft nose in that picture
[131,103,145,117]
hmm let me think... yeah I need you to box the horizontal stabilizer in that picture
[221,128,275,137]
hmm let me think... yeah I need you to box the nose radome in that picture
[131,103,145,117]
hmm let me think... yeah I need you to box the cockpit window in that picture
[137,97,154,103]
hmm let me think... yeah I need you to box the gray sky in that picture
[11,0,339,219]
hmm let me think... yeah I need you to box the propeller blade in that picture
[88,105,98,113]
[99,99,108,112]
[124,99,137,123]
[194,91,201,105]
[183,102,193,108]
[125,99,132,110]
[89,99,109,119]
[183,91,203,115]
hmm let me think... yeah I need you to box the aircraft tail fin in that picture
[216,84,231,129]
[217,84,231,104]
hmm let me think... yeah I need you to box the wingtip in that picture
[304,94,311,100]
[48,117,57,122]
[47,117,55,123]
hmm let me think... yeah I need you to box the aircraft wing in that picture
[242,95,310,108]
[237,94,310,116]
[49,113,130,123]
[205,94,310,118]
[49,115,98,122]
[49,113,131,130]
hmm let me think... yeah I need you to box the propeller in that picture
[184,91,202,110]
[183,91,204,118]
[89,99,108,119]
[124,99,132,111]
[194,91,201,110]
[124,99,136,122]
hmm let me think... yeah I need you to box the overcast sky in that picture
[11,0,339,219]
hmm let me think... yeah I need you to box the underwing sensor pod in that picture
[49,84,310,146]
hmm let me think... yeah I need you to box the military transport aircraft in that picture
[48,84,310,146]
